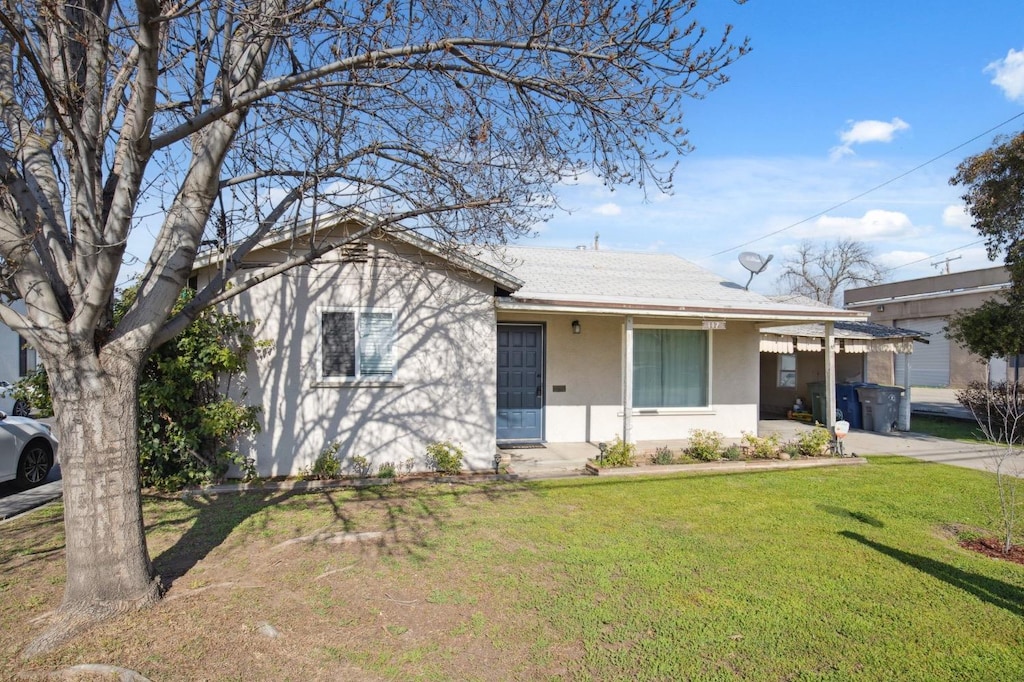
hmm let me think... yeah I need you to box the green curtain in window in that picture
[633,329,708,408]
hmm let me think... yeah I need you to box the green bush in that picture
[686,429,723,461]
[426,441,464,475]
[651,446,674,465]
[377,461,397,479]
[305,442,342,479]
[601,436,636,467]
[133,288,263,490]
[741,432,781,459]
[12,366,52,417]
[793,427,832,457]
[19,284,269,490]
[350,454,372,477]
[723,444,743,461]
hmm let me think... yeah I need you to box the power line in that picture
[885,239,986,273]
[704,110,1024,259]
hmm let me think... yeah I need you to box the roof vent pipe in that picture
[594,232,600,251]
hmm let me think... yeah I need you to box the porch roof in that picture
[752,293,925,352]
[759,320,926,354]
[485,245,866,323]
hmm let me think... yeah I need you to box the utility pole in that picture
[930,255,962,274]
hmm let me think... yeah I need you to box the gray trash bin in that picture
[807,381,826,424]
[856,385,904,433]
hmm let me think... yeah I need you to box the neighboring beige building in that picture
[844,266,1011,388]
[196,213,867,477]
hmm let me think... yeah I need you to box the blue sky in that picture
[531,0,1024,293]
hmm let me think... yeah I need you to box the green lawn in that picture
[4,457,1024,680]
[910,414,991,443]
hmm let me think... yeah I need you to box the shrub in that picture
[377,461,397,479]
[686,429,724,461]
[957,381,1024,444]
[723,444,743,461]
[793,427,832,457]
[651,446,674,465]
[12,366,52,417]
[21,284,266,491]
[305,442,342,479]
[426,441,464,474]
[600,436,636,467]
[741,432,781,459]
[350,454,372,478]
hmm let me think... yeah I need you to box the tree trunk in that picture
[24,351,159,657]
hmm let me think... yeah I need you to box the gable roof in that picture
[193,208,524,293]
[482,245,866,323]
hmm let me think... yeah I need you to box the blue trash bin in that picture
[836,383,866,430]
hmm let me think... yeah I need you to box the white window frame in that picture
[631,325,712,411]
[318,307,395,382]
[777,353,797,388]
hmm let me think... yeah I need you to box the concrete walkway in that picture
[502,417,1021,480]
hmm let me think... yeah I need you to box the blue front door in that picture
[497,324,544,441]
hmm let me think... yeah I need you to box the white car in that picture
[0,380,32,417]
[0,414,58,488]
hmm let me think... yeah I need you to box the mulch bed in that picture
[959,536,1024,566]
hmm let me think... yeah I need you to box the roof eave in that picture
[497,297,868,323]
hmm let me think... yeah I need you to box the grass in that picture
[910,414,992,443]
[2,460,1023,680]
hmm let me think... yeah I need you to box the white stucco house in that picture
[196,213,868,476]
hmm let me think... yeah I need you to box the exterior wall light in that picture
[572,320,581,334]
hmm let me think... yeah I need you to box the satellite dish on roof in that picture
[738,251,773,291]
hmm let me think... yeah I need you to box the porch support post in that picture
[623,315,634,443]
[824,321,837,429]
[898,352,912,431]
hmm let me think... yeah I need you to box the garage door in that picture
[895,317,949,387]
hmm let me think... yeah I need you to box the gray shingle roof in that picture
[482,245,863,320]
[761,320,927,341]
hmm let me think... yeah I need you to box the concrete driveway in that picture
[0,415,61,522]
[0,462,62,521]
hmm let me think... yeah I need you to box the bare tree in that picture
[775,239,884,305]
[1,0,748,653]
[956,382,1023,555]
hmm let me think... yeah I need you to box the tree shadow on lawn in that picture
[150,489,301,589]
[149,480,531,590]
[840,531,1024,618]
[817,505,885,528]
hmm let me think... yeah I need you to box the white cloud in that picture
[875,250,930,272]
[592,202,622,216]
[830,117,910,159]
[793,209,917,241]
[942,204,973,230]
[559,170,608,187]
[986,48,1024,102]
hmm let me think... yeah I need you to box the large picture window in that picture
[632,328,709,408]
[321,310,394,379]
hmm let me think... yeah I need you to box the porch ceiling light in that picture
[572,319,581,334]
